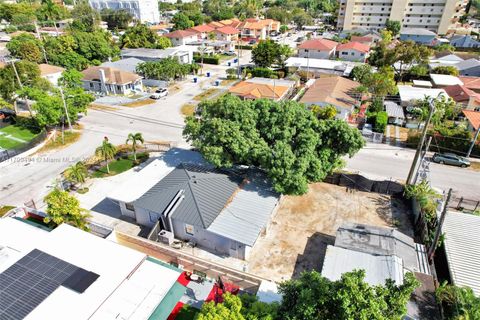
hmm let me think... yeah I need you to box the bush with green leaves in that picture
[436,282,480,320]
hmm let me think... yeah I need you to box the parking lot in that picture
[247,182,413,282]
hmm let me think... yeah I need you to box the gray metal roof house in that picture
[133,163,280,260]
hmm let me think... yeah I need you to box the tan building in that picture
[337,0,468,35]
[228,78,296,101]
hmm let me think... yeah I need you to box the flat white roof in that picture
[286,57,347,70]
[397,85,448,103]
[321,245,404,286]
[430,74,463,86]
[442,211,480,296]
[257,280,282,304]
[412,80,433,88]
[0,218,180,320]
[108,148,206,203]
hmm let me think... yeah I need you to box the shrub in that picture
[374,111,388,133]
[251,67,275,78]
[235,45,253,50]
[193,54,220,65]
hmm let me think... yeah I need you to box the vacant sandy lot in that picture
[247,182,412,282]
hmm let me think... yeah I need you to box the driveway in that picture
[346,143,480,200]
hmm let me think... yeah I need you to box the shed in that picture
[430,74,464,87]
[384,101,405,125]
[412,80,433,88]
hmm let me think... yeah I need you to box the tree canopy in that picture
[385,20,401,36]
[120,24,171,49]
[436,282,480,320]
[44,188,90,230]
[183,95,364,195]
[251,40,293,68]
[171,12,194,30]
[136,57,191,81]
[101,8,133,30]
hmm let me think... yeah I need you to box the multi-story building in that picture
[337,0,468,35]
[89,0,160,24]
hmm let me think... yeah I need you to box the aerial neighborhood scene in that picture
[1,0,480,318]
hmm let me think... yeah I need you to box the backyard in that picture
[0,125,39,150]
[92,152,149,178]
[247,182,413,282]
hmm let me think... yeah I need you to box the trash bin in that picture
[233,58,238,63]
[206,72,210,77]
[227,62,231,66]
[193,77,197,83]
[215,80,220,86]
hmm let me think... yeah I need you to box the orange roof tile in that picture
[229,81,289,100]
[164,30,196,38]
[463,110,480,130]
[300,76,360,110]
[459,76,480,90]
[444,85,479,103]
[298,38,338,51]
[215,26,239,35]
[39,64,65,76]
[350,36,373,43]
[81,66,141,85]
[336,41,370,53]
[190,24,215,33]
[208,21,225,28]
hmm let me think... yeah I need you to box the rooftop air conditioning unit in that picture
[158,230,174,245]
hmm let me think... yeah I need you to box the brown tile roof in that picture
[463,110,480,130]
[228,81,290,100]
[190,24,215,33]
[459,76,480,90]
[218,18,241,27]
[350,36,373,43]
[208,21,225,28]
[298,38,338,51]
[149,24,170,31]
[164,29,196,38]
[215,26,239,35]
[444,85,479,103]
[38,64,65,76]
[336,41,370,53]
[81,66,141,85]
[300,76,360,110]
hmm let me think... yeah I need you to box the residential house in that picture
[441,211,480,296]
[89,0,160,24]
[186,40,235,53]
[336,41,370,62]
[120,47,193,64]
[81,66,143,95]
[108,150,280,261]
[397,85,448,106]
[0,216,183,320]
[455,59,480,76]
[285,57,357,77]
[400,28,437,45]
[164,29,197,46]
[300,76,360,120]
[463,110,480,131]
[213,26,240,42]
[385,101,405,125]
[39,63,65,87]
[188,24,215,39]
[430,74,464,87]
[444,85,480,109]
[459,76,480,93]
[228,77,296,101]
[100,57,144,73]
[449,35,480,48]
[237,18,280,41]
[297,38,338,59]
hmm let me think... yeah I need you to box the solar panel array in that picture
[0,249,99,320]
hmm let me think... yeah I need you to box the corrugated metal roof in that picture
[321,245,404,285]
[442,212,480,296]
[207,171,279,246]
[134,164,242,228]
[384,101,405,119]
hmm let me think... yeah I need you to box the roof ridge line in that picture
[187,179,207,228]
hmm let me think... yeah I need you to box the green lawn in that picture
[92,153,148,178]
[175,305,199,320]
[0,205,15,217]
[0,125,39,150]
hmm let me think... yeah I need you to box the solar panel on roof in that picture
[0,249,99,320]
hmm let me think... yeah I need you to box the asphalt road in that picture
[346,143,480,200]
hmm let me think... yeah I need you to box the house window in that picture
[342,51,348,55]
[351,52,354,55]
[185,224,194,235]
[125,202,134,211]
[89,82,93,88]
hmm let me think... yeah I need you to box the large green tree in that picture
[385,41,433,82]
[252,40,292,68]
[101,8,133,30]
[136,58,191,81]
[436,282,480,320]
[183,95,364,195]
[198,293,245,320]
[70,2,100,32]
[0,61,44,102]
[44,188,90,230]
[171,12,194,30]
[120,24,171,49]
[7,33,44,63]
[385,20,401,36]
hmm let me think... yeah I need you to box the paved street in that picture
[346,143,480,200]
[0,53,250,208]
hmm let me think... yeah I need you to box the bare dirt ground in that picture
[247,182,412,282]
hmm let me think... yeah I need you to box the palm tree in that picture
[125,132,144,161]
[64,161,88,186]
[95,137,116,174]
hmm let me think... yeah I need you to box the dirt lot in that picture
[247,182,412,282]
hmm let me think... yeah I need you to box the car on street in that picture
[223,50,236,56]
[248,39,257,45]
[150,88,168,99]
[432,153,470,168]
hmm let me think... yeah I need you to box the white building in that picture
[336,41,370,62]
[0,217,182,320]
[337,0,468,35]
[297,38,338,59]
[89,0,160,24]
[39,64,65,87]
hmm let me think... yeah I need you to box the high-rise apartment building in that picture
[89,0,160,24]
[337,0,468,35]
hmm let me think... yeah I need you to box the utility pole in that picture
[466,126,480,158]
[10,59,33,117]
[414,136,432,184]
[59,87,72,132]
[306,49,310,79]
[427,188,452,261]
[406,99,435,185]
[34,21,49,64]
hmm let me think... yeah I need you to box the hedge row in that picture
[193,55,220,65]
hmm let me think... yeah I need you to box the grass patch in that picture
[175,305,199,320]
[0,125,39,150]
[37,130,81,153]
[121,99,156,108]
[220,79,238,86]
[77,187,89,194]
[181,103,196,117]
[0,205,15,217]
[193,88,220,101]
[92,153,148,178]
[89,103,118,111]
[469,161,480,172]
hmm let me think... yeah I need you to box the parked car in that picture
[296,36,305,42]
[150,88,168,99]
[223,50,236,56]
[248,39,257,45]
[432,153,470,168]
